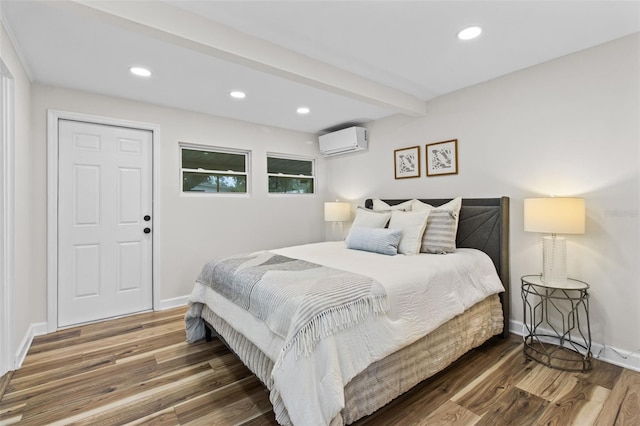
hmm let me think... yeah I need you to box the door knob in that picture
[143,228,151,234]
[144,215,151,221]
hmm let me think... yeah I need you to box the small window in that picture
[267,155,315,194]
[181,145,249,194]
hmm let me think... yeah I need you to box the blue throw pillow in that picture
[346,226,402,256]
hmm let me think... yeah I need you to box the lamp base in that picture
[329,221,345,241]
[542,236,567,285]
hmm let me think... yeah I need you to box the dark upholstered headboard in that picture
[364,197,510,338]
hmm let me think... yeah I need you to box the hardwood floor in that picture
[1,307,638,425]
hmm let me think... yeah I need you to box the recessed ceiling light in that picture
[457,26,482,40]
[230,91,246,99]
[129,67,152,77]
[296,107,310,115]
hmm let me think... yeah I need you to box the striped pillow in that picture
[421,210,458,253]
[413,197,462,254]
[346,227,402,256]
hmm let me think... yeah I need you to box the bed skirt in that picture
[200,294,503,425]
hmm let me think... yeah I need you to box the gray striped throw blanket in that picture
[196,251,389,357]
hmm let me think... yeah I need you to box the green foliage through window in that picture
[181,146,248,193]
[267,155,315,194]
[183,172,247,193]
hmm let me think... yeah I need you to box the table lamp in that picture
[324,201,350,240]
[524,197,585,285]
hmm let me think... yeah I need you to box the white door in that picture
[58,120,153,327]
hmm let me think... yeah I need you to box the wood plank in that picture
[474,335,522,359]
[10,352,86,379]
[1,309,637,425]
[20,321,185,367]
[451,344,534,416]
[28,308,186,354]
[0,371,13,400]
[5,355,115,392]
[9,356,161,422]
[616,370,640,426]
[238,412,279,426]
[0,400,25,424]
[0,412,23,425]
[4,342,222,422]
[176,376,272,425]
[535,377,610,425]
[27,328,81,350]
[3,354,157,404]
[122,407,181,426]
[45,361,250,426]
[578,357,624,390]
[474,387,548,426]
[51,368,220,426]
[595,368,640,426]
[96,330,187,365]
[417,400,480,426]
[66,362,258,426]
[517,363,574,400]
[153,339,223,364]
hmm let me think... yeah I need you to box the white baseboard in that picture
[15,321,47,370]
[158,295,189,310]
[595,346,640,372]
[509,319,640,373]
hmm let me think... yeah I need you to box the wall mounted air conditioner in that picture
[319,126,368,157]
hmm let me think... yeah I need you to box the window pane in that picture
[268,176,314,194]
[183,172,247,193]
[267,157,312,176]
[182,149,246,172]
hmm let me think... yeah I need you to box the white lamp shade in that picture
[324,202,350,222]
[524,198,585,234]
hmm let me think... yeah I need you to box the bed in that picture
[185,197,510,426]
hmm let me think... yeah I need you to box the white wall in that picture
[29,85,327,321]
[1,20,33,367]
[326,34,640,367]
[7,19,639,371]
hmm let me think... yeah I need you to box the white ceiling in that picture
[2,1,639,134]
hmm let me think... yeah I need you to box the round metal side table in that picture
[521,274,592,372]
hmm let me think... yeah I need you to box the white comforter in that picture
[188,241,504,425]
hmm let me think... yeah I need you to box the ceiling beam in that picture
[58,0,426,117]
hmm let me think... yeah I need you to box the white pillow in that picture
[388,210,430,255]
[345,227,402,256]
[412,197,462,254]
[351,207,391,228]
[372,199,414,212]
[346,208,392,244]
[411,197,462,214]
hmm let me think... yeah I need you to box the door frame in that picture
[1,61,15,374]
[47,110,161,332]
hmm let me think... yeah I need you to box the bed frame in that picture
[200,196,510,424]
[364,197,510,338]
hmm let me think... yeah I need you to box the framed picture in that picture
[394,146,421,179]
[426,139,458,176]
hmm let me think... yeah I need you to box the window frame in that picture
[266,153,316,196]
[179,142,251,196]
